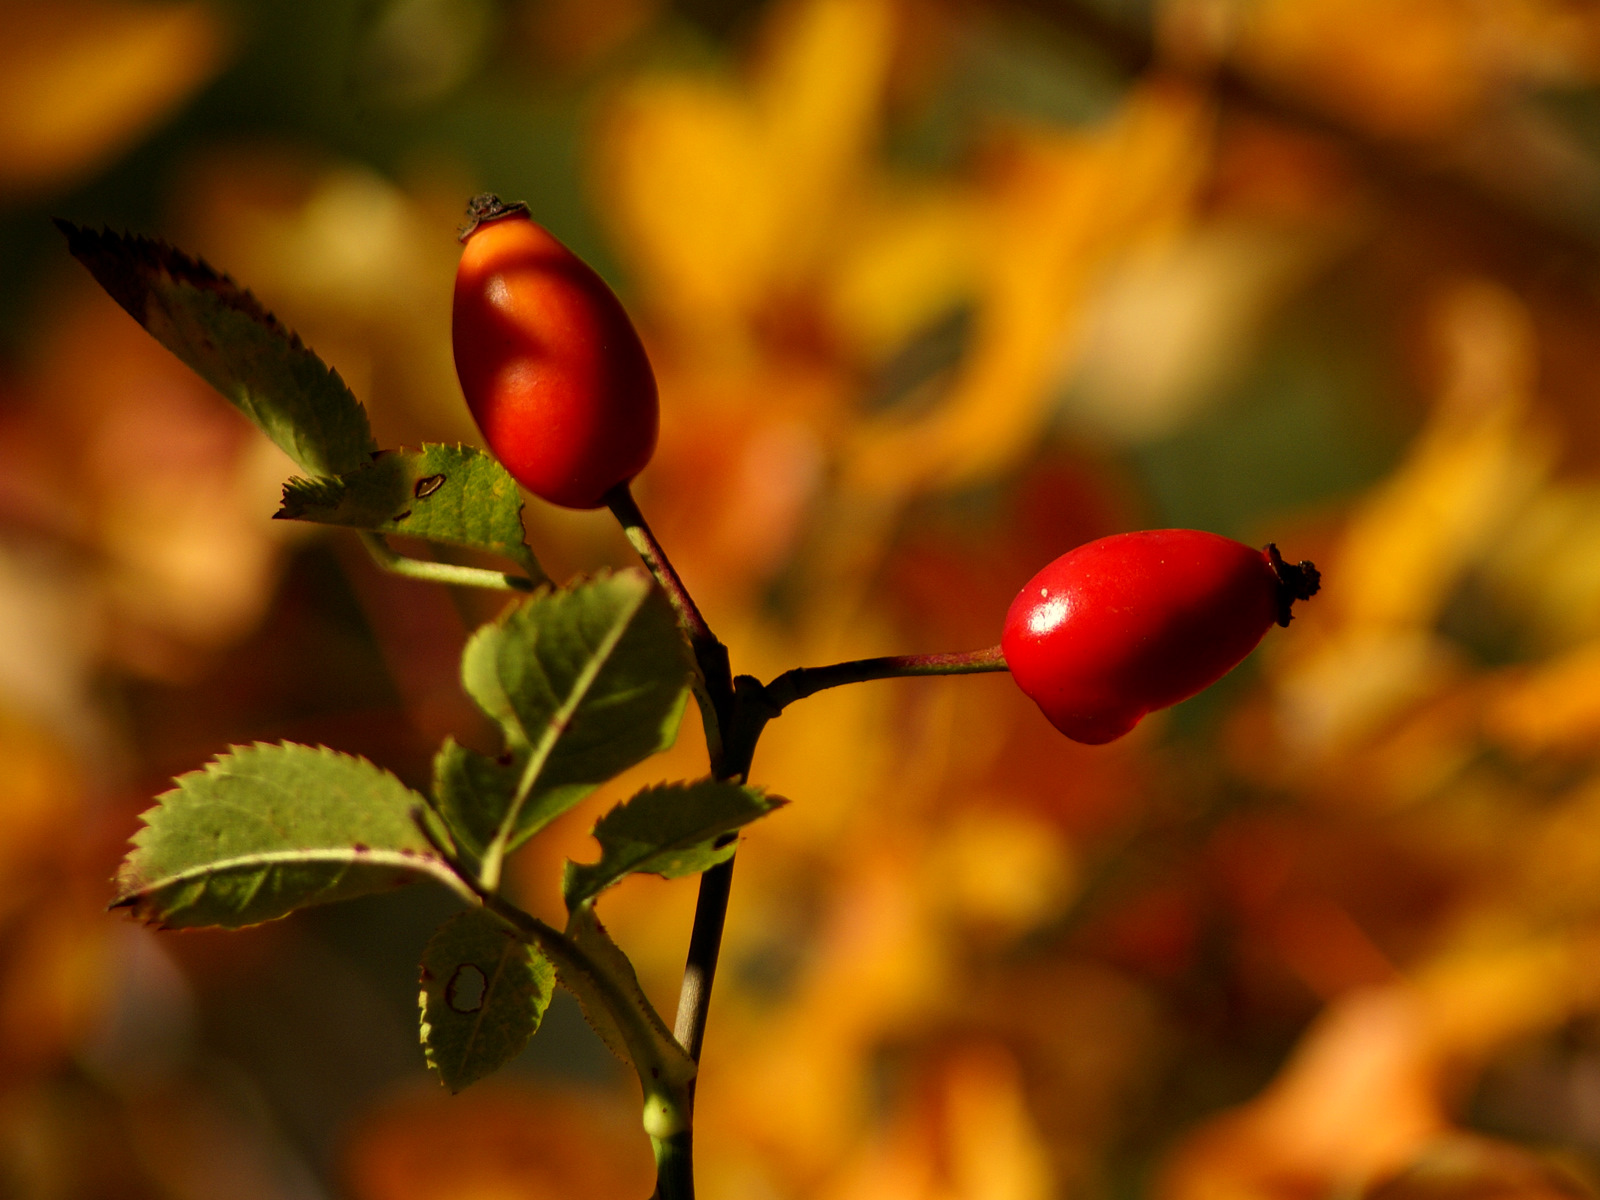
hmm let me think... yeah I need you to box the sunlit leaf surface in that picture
[562,779,782,907]
[57,223,376,477]
[115,743,462,929]
[277,442,546,580]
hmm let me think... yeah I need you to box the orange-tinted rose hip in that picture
[452,194,657,509]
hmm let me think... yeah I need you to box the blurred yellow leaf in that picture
[823,186,978,364]
[1273,280,1553,754]
[0,709,114,1081]
[30,286,300,678]
[0,900,112,1080]
[1414,936,1595,1062]
[1159,987,1446,1200]
[821,1044,1054,1200]
[924,807,1075,937]
[0,708,82,919]
[706,845,945,1179]
[1485,642,1600,756]
[1234,0,1487,138]
[598,0,898,339]
[842,83,1215,497]
[1230,0,1600,139]
[1337,281,1545,633]
[1067,222,1341,443]
[1475,483,1600,650]
[0,1,227,197]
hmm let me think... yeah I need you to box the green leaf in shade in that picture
[549,905,695,1094]
[454,570,692,879]
[562,781,783,909]
[276,444,546,581]
[56,222,374,477]
[113,743,464,929]
[419,908,554,1092]
[431,738,526,862]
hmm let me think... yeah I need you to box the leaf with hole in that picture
[563,780,783,909]
[57,222,374,477]
[114,742,463,929]
[419,907,555,1091]
[277,444,545,581]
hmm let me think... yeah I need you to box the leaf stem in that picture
[761,645,1008,713]
[361,533,535,591]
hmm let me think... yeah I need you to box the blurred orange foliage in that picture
[8,0,1600,1197]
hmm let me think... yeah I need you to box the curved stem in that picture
[603,486,746,1142]
[761,645,1008,713]
[361,533,535,591]
[601,489,732,713]
[604,484,735,764]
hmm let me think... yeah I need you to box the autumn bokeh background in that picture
[8,0,1600,1197]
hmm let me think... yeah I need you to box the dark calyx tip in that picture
[1264,543,1321,627]
[458,193,531,242]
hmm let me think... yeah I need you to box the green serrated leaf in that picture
[420,908,554,1092]
[459,571,692,880]
[563,781,783,909]
[551,905,695,1094]
[431,738,526,861]
[277,444,545,581]
[57,223,375,477]
[114,743,463,929]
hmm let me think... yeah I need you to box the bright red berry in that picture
[452,195,658,509]
[1001,530,1320,744]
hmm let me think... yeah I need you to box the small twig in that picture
[603,486,735,739]
[761,645,1008,713]
[362,533,536,591]
[671,858,735,1061]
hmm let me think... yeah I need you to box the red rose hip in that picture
[452,194,658,509]
[1002,530,1319,743]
